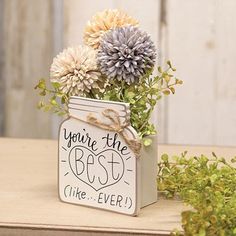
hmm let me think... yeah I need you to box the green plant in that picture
[35,61,182,145]
[102,61,182,143]
[34,80,69,116]
[157,152,236,236]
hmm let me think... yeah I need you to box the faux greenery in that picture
[157,152,236,236]
[35,61,182,145]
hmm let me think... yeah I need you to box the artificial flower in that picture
[97,26,156,84]
[84,9,138,49]
[50,46,104,96]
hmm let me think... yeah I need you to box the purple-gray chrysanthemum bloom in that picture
[97,26,156,84]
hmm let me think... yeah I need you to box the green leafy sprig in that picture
[157,152,236,236]
[34,79,68,116]
[35,61,182,144]
[102,61,182,145]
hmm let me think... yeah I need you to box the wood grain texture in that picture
[158,0,169,143]
[0,228,169,236]
[214,0,236,145]
[63,0,114,46]
[51,0,64,138]
[0,0,5,135]
[2,0,53,138]
[0,138,188,235]
[166,0,236,146]
[0,138,235,235]
[0,0,236,146]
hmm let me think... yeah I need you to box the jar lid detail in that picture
[68,96,130,128]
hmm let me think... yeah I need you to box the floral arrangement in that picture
[35,9,182,145]
[34,9,236,234]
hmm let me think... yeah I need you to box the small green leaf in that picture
[231,156,236,163]
[39,90,46,96]
[164,75,171,83]
[176,78,183,84]
[198,227,206,236]
[43,105,51,112]
[126,91,135,99]
[52,82,61,89]
[219,157,226,164]
[170,87,175,94]
[210,174,218,184]
[143,138,152,146]
[212,152,217,158]
[163,90,170,95]
[161,154,169,162]
[61,96,66,104]
[37,79,46,89]
[37,101,44,109]
[50,98,57,106]
[167,60,171,67]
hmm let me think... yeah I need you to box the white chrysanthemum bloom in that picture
[84,9,138,49]
[50,46,104,96]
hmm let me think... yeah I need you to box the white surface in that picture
[59,98,139,215]
[140,135,158,207]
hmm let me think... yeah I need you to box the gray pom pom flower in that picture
[97,26,156,84]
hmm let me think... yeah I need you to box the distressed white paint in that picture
[63,0,114,46]
[51,0,64,138]
[0,0,5,134]
[166,0,236,146]
[2,0,53,138]
[214,0,236,146]
[166,0,217,145]
[59,97,140,215]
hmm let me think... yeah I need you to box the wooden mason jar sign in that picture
[59,96,157,216]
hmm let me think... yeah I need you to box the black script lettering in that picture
[97,192,125,207]
[87,154,95,183]
[69,146,124,190]
[116,195,123,207]
[64,185,86,200]
[120,145,129,155]
[63,128,98,151]
[104,193,110,204]
[110,194,115,206]
[102,133,130,155]
[75,148,84,175]
[97,192,103,204]
[108,153,120,180]
[98,155,108,185]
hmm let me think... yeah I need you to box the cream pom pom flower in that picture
[84,9,138,49]
[50,46,104,96]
